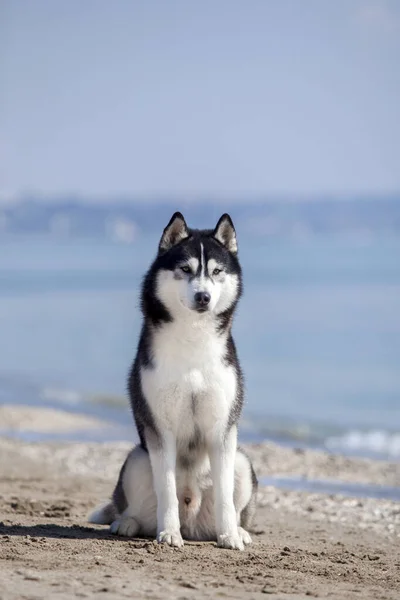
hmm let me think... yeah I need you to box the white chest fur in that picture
[141,316,237,439]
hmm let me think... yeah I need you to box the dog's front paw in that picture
[110,516,139,537]
[237,526,252,546]
[217,532,244,551]
[157,529,184,548]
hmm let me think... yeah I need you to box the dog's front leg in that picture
[147,430,183,548]
[209,425,244,550]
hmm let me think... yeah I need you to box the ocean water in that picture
[1,233,400,459]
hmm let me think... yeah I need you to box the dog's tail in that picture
[88,501,117,525]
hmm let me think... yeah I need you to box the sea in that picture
[1,220,400,461]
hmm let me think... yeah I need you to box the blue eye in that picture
[181,266,191,274]
[213,268,222,276]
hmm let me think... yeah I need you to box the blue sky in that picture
[1,0,400,200]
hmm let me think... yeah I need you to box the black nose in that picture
[194,291,211,307]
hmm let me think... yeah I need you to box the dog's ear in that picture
[213,214,238,254]
[159,212,189,252]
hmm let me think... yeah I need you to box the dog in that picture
[89,212,258,550]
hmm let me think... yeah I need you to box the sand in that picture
[1,406,399,599]
[0,404,110,434]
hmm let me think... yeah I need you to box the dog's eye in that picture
[180,266,191,274]
[213,268,222,276]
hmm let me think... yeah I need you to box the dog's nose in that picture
[194,291,211,307]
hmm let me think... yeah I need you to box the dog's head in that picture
[149,212,242,321]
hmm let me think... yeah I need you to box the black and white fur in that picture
[89,213,258,550]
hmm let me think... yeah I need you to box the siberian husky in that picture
[89,212,258,550]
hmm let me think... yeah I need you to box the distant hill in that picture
[0,196,399,241]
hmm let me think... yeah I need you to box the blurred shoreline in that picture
[2,390,400,460]
[1,405,399,503]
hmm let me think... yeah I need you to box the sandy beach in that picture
[1,406,399,599]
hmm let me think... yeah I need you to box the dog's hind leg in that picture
[234,448,258,545]
[87,451,131,525]
[109,445,157,539]
[88,501,117,525]
[239,479,258,532]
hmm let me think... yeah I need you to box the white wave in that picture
[325,430,400,458]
